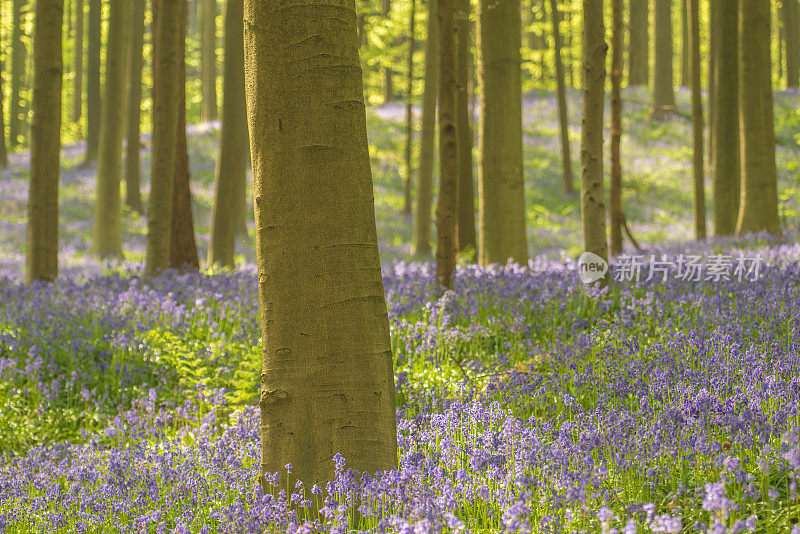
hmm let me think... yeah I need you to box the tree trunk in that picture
[412,0,439,257]
[652,0,675,116]
[85,0,101,162]
[93,0,129,258]
[402,0,416,215]
[689,0,705,239]
[146,0,182,275]
[628,0,648,85]
[580,0,608,273]
[785,0,799,88]
[9,0,28,148]
[711,1,738,236]
[680,0,689,87]
[609,0,623,256]
[201,0,218,121]
[71,0,84,125]
[124,0,146,213]
[243,0,398,490]
[736,0,780,235]
[0,4,7,168]
[477,0,527,265]
[455,0,475,253]
[208,0,247,268]
[549,0,572,194]
[437,0,457,288]
[26,0,63,283]
[382,0,394,103]
[707,0,716,173]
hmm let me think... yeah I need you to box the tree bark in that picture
[455,0,475,253]
[711,1,738,236]
[580,0,608,274]
[71,0,84,125]
[477,0,527,265]
[707,0,716,173]
[437,0,457,288]
[26,0,63,283]
[689,0,705,239]
[382,0,394,103]
[169,0,199,271]
[9,0,28,148]
[93,0,129,258]
[609,0,623,256]
[201,0,218,121]
[549,0,572,194]
[785,0,799,88]
[208,0,247,268]
[243,0,398,490]
[402,0,416,215]
[627,0,649,86]
[680,0,689,87]
[84,0,101,162]
[736,0,780,235]
[124,0,146,213]
[412,0,439,257]
[146,0,182,275]
[652,0,675,116]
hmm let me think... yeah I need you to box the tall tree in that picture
[477,0,527,265]
[402,0,416,215]
[609,0,623,256]
[689,0,705,239]
[71,0,83,124]
[27,0,63,283]
[93,0,129,257]
[785,0,799,88]
[124,0,146,213]
[382,0,394,102]
[652,0,675,116]
[169,0,199,270]
[243,0,398,489]
[437,0,457,288]
[680,0,689,87]
[549,0,572,193]
[736,0,780,235]
[200,0,217,121]
[146,0,181,275]
[580,0,608,273]
[628,0,649,86]
[208,0,247,268]
[412,0,439,257]
[84,0,101,162]
[455,0,475,252]
[9,0,28,148]
[0,4,7,168]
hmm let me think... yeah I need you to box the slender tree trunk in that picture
[580,0,608,274]
[455,0,475,253]
[403,0,416,215]
[549,0,572,194]
[382,0,394,103]
[627,0,649,85]
[707,0,716,173]
[712,1,738,236]
[169,0,199,271]
[146,0,181,275]
[689,0,705,239]
[412,0,439,257]
[9,0,28,148]
[26,0,63,283]
[200,0,218,121]
[736,0,780,235]
[652,0,675,116]
[93,0,129,257]
[244,0,398,490]
[609,0,623,256]
[124,0,146,213]
[565,3,574,87]
[208,0,247,268]
[437,0,457,287]
[71,0,83,125]
[0,4,7,168]
[84,0,101,162]
[680,0,689,87]
[477,0,527,265]
[785,0,799,88]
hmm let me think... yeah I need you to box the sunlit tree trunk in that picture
[628,0,649,86]
[124,0,146,213]
[680,0,689,87]
[549,0,572,194]
[455,0,475,252]
[412,0,439,257]
[402,0,416,215]
[71,0,83,125]
[201,0,218,121]
[689,0,705,239]
[580,0,608,276]
[146,0,181,275]
[477,0,527,265]
[26,0,63,283]
[652,0,675,116]
[244,0,398,489]
[609,0,623,256]
[93,0,129,258]
[208,0,247,268]
[9,0,28,148]
[785,0,799,88]
[736,0,780,235]
[84,0,101,162]
[437,0,457,287]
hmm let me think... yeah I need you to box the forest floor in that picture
[0,89,799,532]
